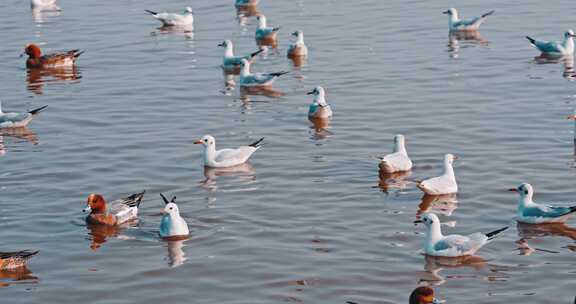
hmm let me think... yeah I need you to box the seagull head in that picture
[307,86,327,105]
[185,7,193,14]
[564,29,576,38]
[160,193,181,216]
[394,134,405,145]
[442,8,457,16]
[194,135,216,148]
[218,40,232,47]
[444,153,458,164]
[409,286,442,304]
[508,183,534,199]
[414,213,439,229]
[256,15,267,27]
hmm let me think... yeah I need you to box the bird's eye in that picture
[169,207,173,210]
[204,139,208,142]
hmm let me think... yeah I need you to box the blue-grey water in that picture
[1,0,575,303]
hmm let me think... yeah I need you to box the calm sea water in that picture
[1,0,575,303]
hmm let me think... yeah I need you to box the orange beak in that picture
[453,155,459,160]
[567,115,576,120]
[508,188,518,192]
[160,208,166,214]
[194,140,203,144]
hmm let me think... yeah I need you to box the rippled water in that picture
[1,0,576,302]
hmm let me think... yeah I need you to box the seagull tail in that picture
[28,105,48,115]
[145,9,158,16]
[250,49,264,58]
[485,226,508,240]
[526,36,536,45]
[569,206,576,213]
[248,137,265,148]
[481,10,495,18]
[270,71,289,77]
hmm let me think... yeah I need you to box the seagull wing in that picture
[523,204,576,218]
[533,40,563,53]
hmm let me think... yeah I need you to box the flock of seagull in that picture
[1,1,576,303]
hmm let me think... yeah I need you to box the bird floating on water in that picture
[509,183,576,224]
[159,193,189,239]
[195,135,264,168]
[255,15,280,40]
[219,40,263,70]
[83,191,145,226]
[526,30,575,57]
[409,286,442,304]
[415,213,508,257]
[307,87,332,119]
[416,154,458,195]
[287,30,308,57]
[23,44,83,69]
[0,102,47,129]
[145,7,193,27]
[377,134,413,173]
[31,0,60,11]
[239,59,288,87]
[0,250,39,270]
[443,8,494,32]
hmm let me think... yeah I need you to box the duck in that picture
[509,183,576,224]
[443,8,494,32]
[23,44,83,69]
[159,193,189,239]
[307,86,332,119]
[377,134,413,173]
[83,191,145,226]
[416,154,458,195]
[145,7,193,27]
[0,101,47,128]
[31,0,60,11]
[0,250,39,270]
[409,286,441,304]
[287,30,308,57]
[219,40,263,70]
[255,15,280,40]
[239,59,288,87]
[194,135,263,168]
[526,30,575,57]
[415,213,508,257]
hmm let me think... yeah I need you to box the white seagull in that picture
[416,154,458,195]
[307,87,332,119]
[255,15,280,40]
[31,0,60,11]
[443,8,494,32]
[145,7,193,27]
[235,0,260,7]
[415,213,508,257]
[218,40,263,70]
[509,183,576,224]
[159,193,189,238]
[526,30,575,57]
[287,30,308,57]
[0,102,47,128]
[239,59,288,87]
[377,134,413,173]
[194,135,264,168]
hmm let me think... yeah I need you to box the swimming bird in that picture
[509,183,576,224]
[159,193,189,239]
[145,7,193,27]
[31,0,60,11]
[255,15,280,40]
[219,40,263,70]
[23,44,83,69]
[0,102,47,128]
[409,286,441,304]
[239,59,288,87]
[415,213,508,257]
[307,86,332,119]
[83,191,145,226]
[526,30,575,57]
[235,0,259,7]
[416,154,458,195]
[443,8,494,32]
[287,30,308,57]
[377,134,413,173]
[194,135,263,168]
[0,250,39,270]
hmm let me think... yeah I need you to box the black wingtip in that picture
[485,226,508,239]
[482,10,495,18]
[273,26,281,32]
[145,9,158,15]
[250,49,264,58]
[270,71,289,77]
[570,206,576,213]
[74,50,85,58]
[28,105,48,115]
[526,36,536,45]
[249,137,265,148]
[160,193,170,205]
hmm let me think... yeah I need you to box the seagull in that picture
[255,15,280,40]
[416,154,458,195]
[145,7,193,27]
[23,44,83,68]
[159,193,189,239]
[0,250,39,270]
[377,134,413,173]
[0,102,48,128]
[526,30,575,57]
[287,30,308,57]
[235,0,260,7]
[194,135,264,168]
[83,191,146,226]
[508,183,576,224]
[239,59,288,87]
[409,286,442,304]
[307,87,332,119]
[31,0,60,11]
[443,8,494,32]
[415,213,508,257]
[218,40,263,70]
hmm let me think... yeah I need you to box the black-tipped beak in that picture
[218,42,225,47]
[508,188,518,192]
[306,90,315,95]
[291,31,298,36]
[442,10,450,14]
[414,219,423,224]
